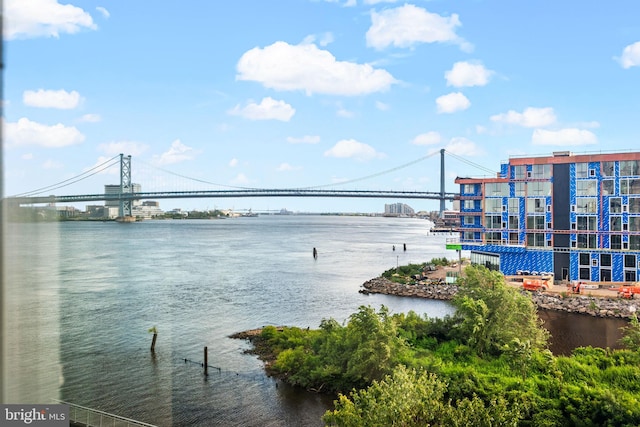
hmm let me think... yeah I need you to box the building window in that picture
[610,197,622,213]
[485,183,509,196]
[577,234,597,249]
[621,179,640,195]
[579,253,590,265]
[463,216,475,225]
[485,215,502,229]
[629,198,640,213]
[611,216,622,232]
[526,215,545,230]
[579,268,590,280]
[576,180,597,196]
[630,217,640,231]
[601,269,612,282]
[486,232,502,244]
[485,198,502,213]
[528,181,551,196]
[531,164,551,179]
[526,233,545,247]
[513,165,526,180]
[575,198,597,214]
[508,215,519,229]
[463,184,476,194]
[625,254,637,268]
[602,180,614,195]
[463,232,475,241]
[508,198,519,212]
[515,182,526,197]
[463,199,477,210]
[602,161,615,177]
[526,198,545,213]
[576,162,589,178]
[601,253,612,267]
[576,216,597,231]
[610,235,622,250]
[620,160,640,176]
[630,236,640,250]
[509,233,519,244]
[625,271,637,282]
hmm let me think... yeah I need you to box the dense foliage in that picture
[255,265,640,426]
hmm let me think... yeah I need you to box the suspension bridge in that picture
[6,149,494,217]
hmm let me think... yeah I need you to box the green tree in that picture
[323,365,521,427]
[619,313,640,351]
[453,265,549,357]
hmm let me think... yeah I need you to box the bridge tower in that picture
[439,148,446,218]
[119,154,132,218]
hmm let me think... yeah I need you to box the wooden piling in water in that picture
[204,346,208,376]
[151,333,157,352]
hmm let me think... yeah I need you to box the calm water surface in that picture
[5,216,457,426]
[4,215,628,426]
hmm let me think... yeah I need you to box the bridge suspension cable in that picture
[10,155,121,197]
[134,158,254,190]
[444,150,496,176]
[301,150,441,190]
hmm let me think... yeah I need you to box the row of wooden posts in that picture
[150,330,211,375]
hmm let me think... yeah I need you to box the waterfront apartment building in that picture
[455,151,640,284]
[384,203,415,217]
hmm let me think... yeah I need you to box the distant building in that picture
[384,203,415,217]
[87,205,119,219]
[455,150,640,283]
[104,184,142,208]
[132,201,163,219]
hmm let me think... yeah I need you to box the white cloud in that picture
[231,173,251,185]
[532,128,598,146]
[276,163,302,172]
[337,105,355,118]
[5,117,85,148]
[96,6,110,19]
[229,97,295,121]
[375,100,390,111]
[324,139,385,161]
[236,41,396,96]
[80,113,101,122]
[364,0,401,3]
[98,140,149,156]
[444,137,483,156]
[287,135,320,144]
[153,139,196,165]
[617,41,640,69]
[304,32,335,47]
[411,131,441,146]
[366,5,472,51]
[5,0,97,40]
[436,92,470,114]
[23,89,82,109]
[490,107,557,128]
[229,158,238,167]
[445,61,493,87]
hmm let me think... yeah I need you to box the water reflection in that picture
[539,309,628,355]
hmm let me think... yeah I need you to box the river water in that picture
[2,215,627,426]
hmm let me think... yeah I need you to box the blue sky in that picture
[4,0,640,213]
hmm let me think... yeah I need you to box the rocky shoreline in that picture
[361,277,639,319]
